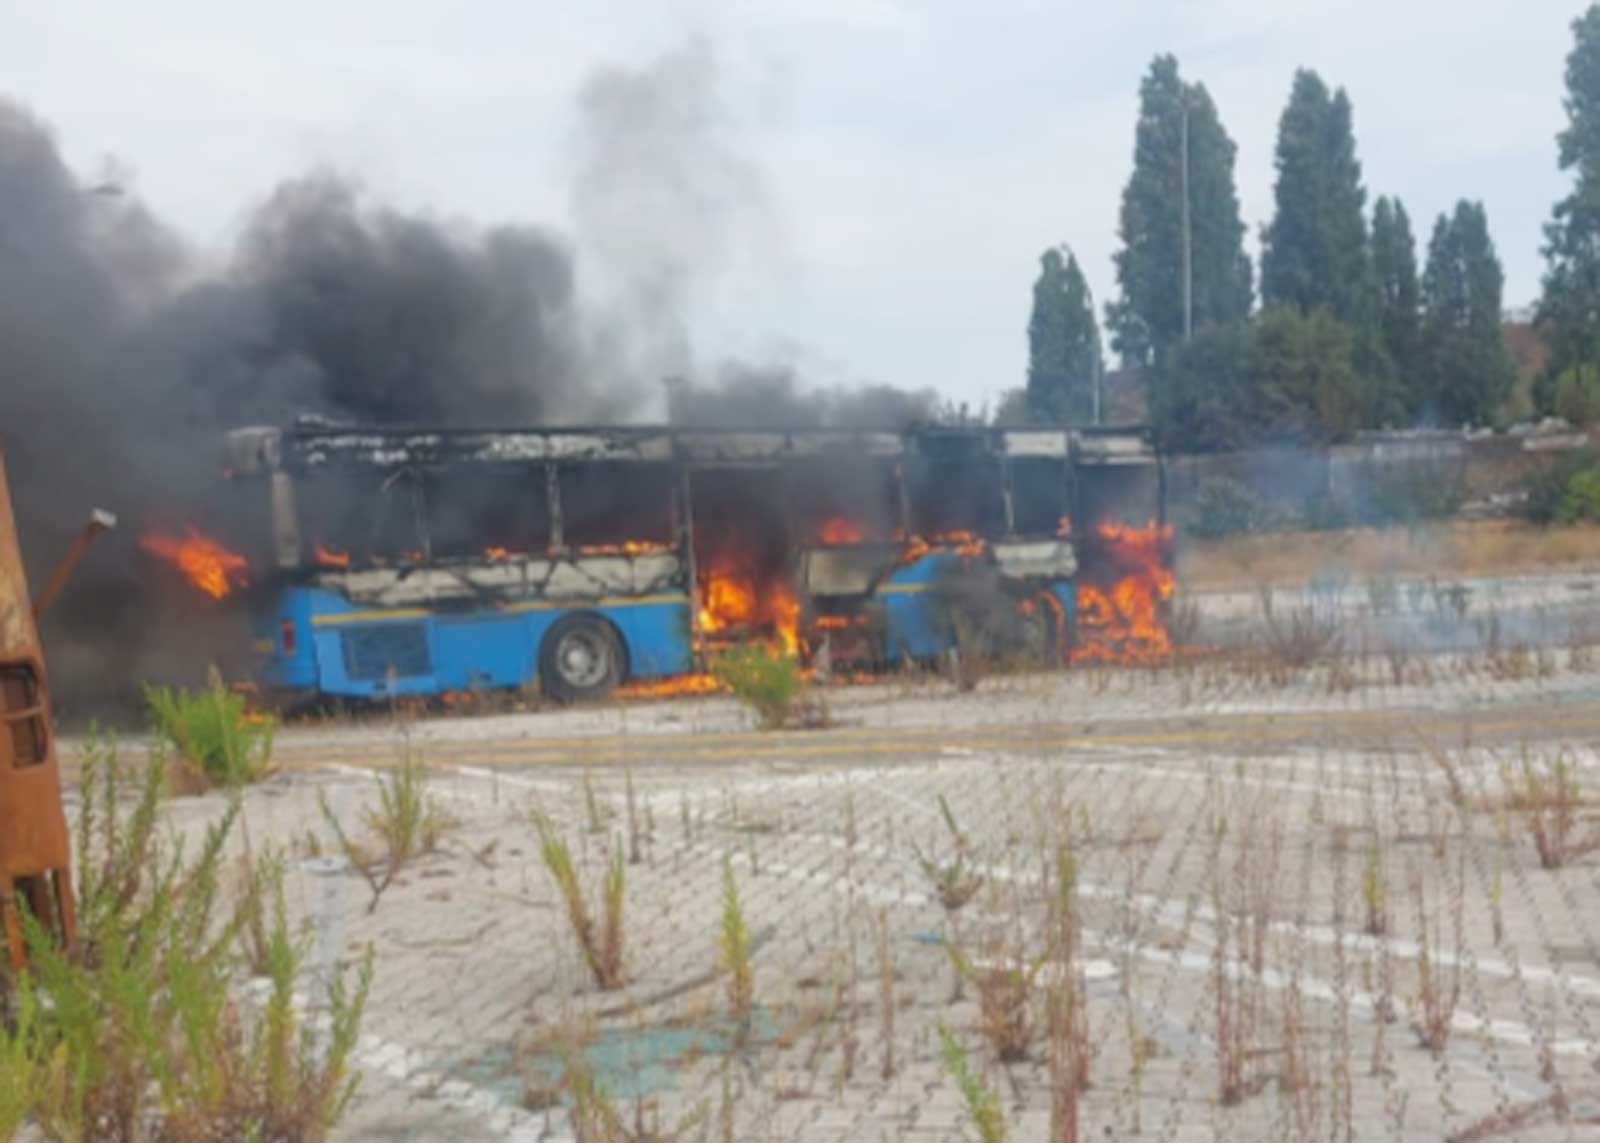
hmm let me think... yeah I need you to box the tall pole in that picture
[1181,98,1193,342]
[1076,254,1101,425]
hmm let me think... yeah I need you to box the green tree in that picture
[1146,322,1255,452]
[1107,55,1252,370]
[1026,246,1100,422]
[1260,69,1393,424]
[1420,202,1514,426]
[1148,307,1361,452]
[1539,6,1600,410]
[1372,196,1422,410]
[1252,307,1364,443]
[1261,71,1374,323]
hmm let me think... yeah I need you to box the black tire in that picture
[540,613,624,703]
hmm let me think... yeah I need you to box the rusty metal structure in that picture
[0,445,77,967]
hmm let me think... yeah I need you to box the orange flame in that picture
[314,543,351,568]
[697,554,800,656]
[897,529,986,564]
[140,527,250,600]
[819,517,866,545]
[1072,521,1175,664]
[576,540,673,557]
[485,546,511,561]
[619,673,724,698]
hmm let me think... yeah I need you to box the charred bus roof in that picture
[224,420,1157,475]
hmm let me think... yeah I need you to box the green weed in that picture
[535,815,627,990]
[938,1025,1008,1143]
[720,859,754,1031]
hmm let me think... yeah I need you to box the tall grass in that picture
[10,734,371,1142]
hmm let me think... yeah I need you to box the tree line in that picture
[1019,8,1600,450]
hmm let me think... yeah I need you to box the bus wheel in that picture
[540,615,623,703]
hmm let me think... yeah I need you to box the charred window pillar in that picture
[270,471,301,569]
[545,462,564,552]
[1000,455,1017,538]
[894,462,912,536]
[678,461,701,652]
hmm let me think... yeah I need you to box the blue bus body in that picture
[256,586,695,699]
[225,422,1157,702]
[877,552,1078,664]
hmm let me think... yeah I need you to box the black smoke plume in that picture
[0,43,941,715]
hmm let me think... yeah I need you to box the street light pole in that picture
[1181,97,1193,343]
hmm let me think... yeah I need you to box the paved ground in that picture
[80,632,1600,1143]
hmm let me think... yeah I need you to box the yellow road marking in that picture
[275,701,1600,771]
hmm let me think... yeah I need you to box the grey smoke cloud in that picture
[572,38,780,387]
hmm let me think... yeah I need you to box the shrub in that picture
[1554,365,1600,427]
[1185,477,1267,539]
[145,681,275,787]
[1521,449,1597,524]
[0,977,45,1143]
[709,643,804,730]
[1561,467,1600,523]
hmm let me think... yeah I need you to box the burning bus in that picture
[205,419,1169,704]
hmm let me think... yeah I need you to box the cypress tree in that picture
[1107,55,1251,370]
[1026,247,1101,423]
[1421,201,1514,426]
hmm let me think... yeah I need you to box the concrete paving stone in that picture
[59,648,1600,1141]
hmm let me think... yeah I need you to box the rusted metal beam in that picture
[31,508,116,621]
[0,444,77,967]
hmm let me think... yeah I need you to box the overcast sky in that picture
[0,0,1584,413]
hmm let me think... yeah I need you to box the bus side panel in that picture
[604,599,694,679]
[877,554,955,664]
[517,598,692,682]
[311,623,441,698]
[434,616,536,690]
[256,588,319,691]
[263,590,695,698]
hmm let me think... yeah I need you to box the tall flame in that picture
[1072,521,1175,664]
[140,528,250,600]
